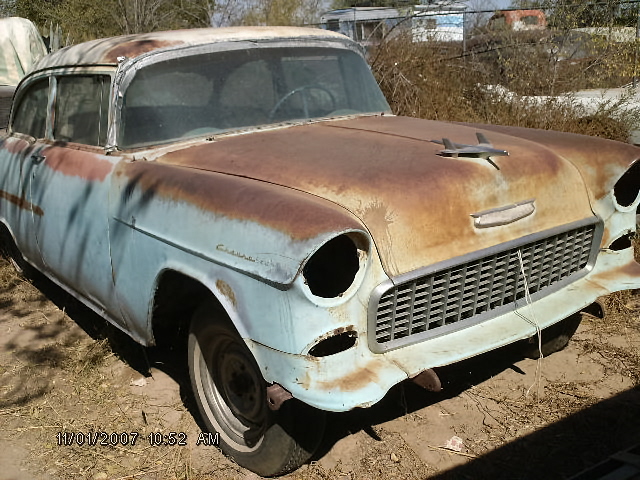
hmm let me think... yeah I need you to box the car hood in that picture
[155,115,598,278]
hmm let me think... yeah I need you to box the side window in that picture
[12,78,49,138]
[54,75,110,146]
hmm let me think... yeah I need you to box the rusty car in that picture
[0,26,638,476]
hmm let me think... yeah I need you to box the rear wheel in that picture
[188,301,325,476]
[0,227,30,276]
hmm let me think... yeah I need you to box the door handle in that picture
[30,154,46,164]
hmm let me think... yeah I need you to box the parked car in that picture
[487,9,547,31]
[0,26,638,476]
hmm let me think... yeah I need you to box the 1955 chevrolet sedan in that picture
[0,26,639,476]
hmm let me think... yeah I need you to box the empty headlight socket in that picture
[613,160,640,208]
[608,231,635,251]
[303,233,367,298]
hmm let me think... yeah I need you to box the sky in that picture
[462,0,513,13]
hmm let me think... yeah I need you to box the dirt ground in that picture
[1,251,639,480]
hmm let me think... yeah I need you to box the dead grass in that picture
[577,234,640,386]
[371,35,640,142]
[4,333,201,479]
[0,259,45,305]
[0,258,202,479]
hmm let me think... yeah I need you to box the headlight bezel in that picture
[299,231,371,303]
[612,159,640,212]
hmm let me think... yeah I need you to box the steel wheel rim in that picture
[198,331,268,450]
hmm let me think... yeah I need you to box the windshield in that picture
[121,46,390,148]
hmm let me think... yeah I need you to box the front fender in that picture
[107,160,371,347]
[109,160,366,287]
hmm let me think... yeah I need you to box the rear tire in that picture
[188,300,325,476]
[0,227,30,276]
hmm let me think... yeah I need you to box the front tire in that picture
[188,301,325,476]
[523,312,582,359]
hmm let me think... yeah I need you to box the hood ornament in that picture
[432,133,508,170]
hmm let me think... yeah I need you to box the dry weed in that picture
[371,34,640,142]
[0,257,46,305]
[576,233,640,384]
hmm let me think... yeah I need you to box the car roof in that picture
[33,26,350,70]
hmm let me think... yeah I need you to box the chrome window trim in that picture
[10,66,116,148]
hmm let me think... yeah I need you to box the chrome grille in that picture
[373,222,597,347]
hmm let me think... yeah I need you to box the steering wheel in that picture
[268,85,336,122]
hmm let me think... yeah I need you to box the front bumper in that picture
[247,245,640,412]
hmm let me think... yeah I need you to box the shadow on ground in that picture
[429,386,640,480]
[0,262,195,410]
[314,341,532,459]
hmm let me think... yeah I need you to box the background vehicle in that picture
[0,17,47,128]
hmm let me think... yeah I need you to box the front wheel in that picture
[523,312,582,359]
[188,301,325,476]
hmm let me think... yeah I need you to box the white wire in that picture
[516,249,544,399]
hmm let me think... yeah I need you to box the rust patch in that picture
[0,189,43,216]
[105,39,181,63]
[332,325,355,335]
[312,360,381,392]
[215,279,237,307]
[266,383,293,410]
[42,146,113,181]
[310,325,356,345]
[358,200,398,274]
[411,368,442,392]
[591,258,640,285]
[34,27,349,70]
[3,137,32,155]
[359,201,395,229]
[117,161,362,242]
[216,244,258,263]
[600,227,612,249]
[465,122,640,201]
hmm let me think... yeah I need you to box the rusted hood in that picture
[156,115,602,278]
[461,122,640,202]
